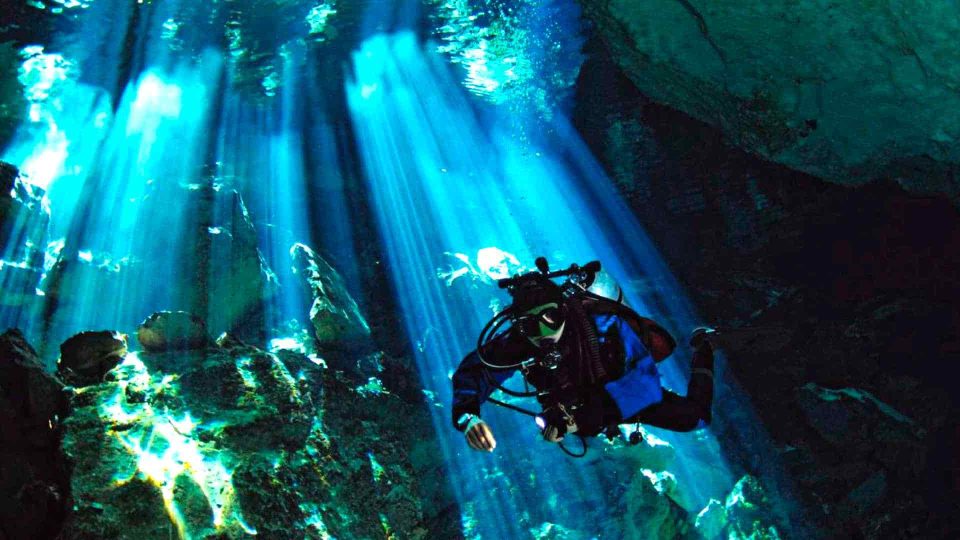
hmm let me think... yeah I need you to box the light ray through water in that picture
[346,31,766,537]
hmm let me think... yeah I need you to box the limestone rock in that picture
[0,329,69,539]
[198,187,279,336]
[622,469,694,539]
[0,161,49,307]
[694,499,727,540]
[214,331,249,351]
[59,340,450,538]
[579,0,960,197]
[39,250,137,305]
[0,45,27,148]
[57,331,127,387]
[530,521,591,540]
[137,311,211,352]
[797,383,924,451]
[40,185,278,347]
[723,476,781,539]
[291,243,370,347]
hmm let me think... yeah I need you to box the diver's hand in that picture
[543,420,577,443]
[465,419,497,452]
[540,406,578,442]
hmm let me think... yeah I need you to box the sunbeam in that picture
[347,31,803,537]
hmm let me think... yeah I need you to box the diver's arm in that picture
[450,330,530,431]
[451,350,491,428]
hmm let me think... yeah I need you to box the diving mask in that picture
[516,302,565,345]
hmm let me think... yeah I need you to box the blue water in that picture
[0,0,803,537]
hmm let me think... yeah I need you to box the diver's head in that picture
[511,280,565,347]
[517,302,565,347]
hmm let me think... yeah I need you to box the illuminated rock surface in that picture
[578,0,960,198]
[60,338,448,538]
[291,242,370,348]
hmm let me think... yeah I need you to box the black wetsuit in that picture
[451,297,714,435]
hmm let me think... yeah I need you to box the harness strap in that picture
[486,397,540,417]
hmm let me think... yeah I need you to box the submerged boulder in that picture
[137,311,211,352]
[57,330,128,387]
[579,0,960,198]
[0,329,69,539]
[291,243,370,347]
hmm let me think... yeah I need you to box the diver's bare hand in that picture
[465,420,497,452]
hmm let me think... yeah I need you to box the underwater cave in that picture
[1,0,959,538]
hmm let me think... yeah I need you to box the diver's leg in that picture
[628,390,702,431]
[627,343,714,432]
[686,341,714,422]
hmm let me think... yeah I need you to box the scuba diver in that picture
[451,258,715,454]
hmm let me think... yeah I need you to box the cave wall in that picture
[573,34,960,539]
[577,0,960,200]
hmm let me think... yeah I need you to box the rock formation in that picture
[58,329,449,538]
[0,162,48,309]
[137,311,211,352]
[291,242,371,349]
[578,0,960,199]
[574,35,960,537]
[0,329,69,540]
[40,184,279,348]
[57,330,128,387]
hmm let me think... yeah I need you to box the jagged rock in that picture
[40,185,278,346]
[579,0,960,198]
[0,45,27,148]
[835,470,887,522]
[621,468,694,539]
[797,383,924,450]
[0,162,48,266]
[0,329,66,446]
[214,332,249,350]
[57,331,127,387]
[291,243,370,347]
[530,522,591,539]
[0,161,48,307]
[694,499,727,540]
[0,329,68,539]
[723,476,781,539]
[60,339,452,538]
[39,251,137,305]
[137,311,211,352]
[197,186,280,336]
